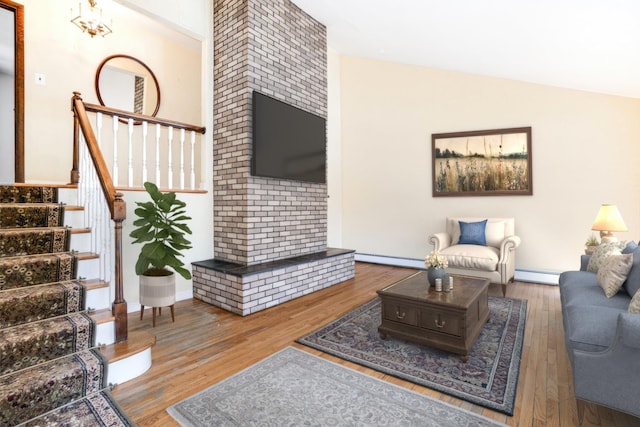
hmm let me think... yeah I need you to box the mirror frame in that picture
[0,0,24,182]
[94,54,161,118]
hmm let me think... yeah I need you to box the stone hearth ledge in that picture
[192,249,355,316]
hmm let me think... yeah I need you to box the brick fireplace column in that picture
[193,0,354,315]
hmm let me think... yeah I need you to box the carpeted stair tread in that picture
[0,280,85,329]
[0,252,78,290]
[0,348,107,426]
[0,227,71,257]
[18,390,135,427]
[0,184,129,426]
[0,203,64,229]
[0,186,58,204]
[0,312,95,376]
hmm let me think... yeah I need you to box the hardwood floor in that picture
[112,263,640,426]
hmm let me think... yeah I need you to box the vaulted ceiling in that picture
[291,0,640,99]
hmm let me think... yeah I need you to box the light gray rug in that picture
[168,347,507,427]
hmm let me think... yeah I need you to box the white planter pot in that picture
[139,273,176,308]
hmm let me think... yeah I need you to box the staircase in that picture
[0,185,134,426]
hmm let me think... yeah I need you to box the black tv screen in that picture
[252,91,327,183]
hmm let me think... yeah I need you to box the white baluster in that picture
[167,126,174,189]
[96,112,103,148]
[142,121,148,184]
[128,118,134,187]
[155,124,161,187]
[180,128,185,190]
[112,116,119,186]
[190,131,196,190]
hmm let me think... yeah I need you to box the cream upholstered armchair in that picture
[428,217,521,296]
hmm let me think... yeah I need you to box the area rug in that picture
[296,296,526,416]
[167,347,507,427]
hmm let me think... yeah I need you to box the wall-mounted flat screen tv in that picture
[252,90,326,184]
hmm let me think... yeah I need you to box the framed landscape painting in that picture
[432,127,532,197]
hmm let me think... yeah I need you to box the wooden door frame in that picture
[0,0,24,182]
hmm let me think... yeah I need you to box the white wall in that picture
[18,0,202,184]
[329,56,640,273]
[14,0,214,306]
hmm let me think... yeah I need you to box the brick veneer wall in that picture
[213,0,327,266]
[200,0,355,315]
[193,252,354,316]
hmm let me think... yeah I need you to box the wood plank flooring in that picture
[112,262,640,426]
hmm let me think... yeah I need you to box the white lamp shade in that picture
[592,204,628,232]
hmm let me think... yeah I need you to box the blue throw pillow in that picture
[622,241,638,254]
[458,220,487,246]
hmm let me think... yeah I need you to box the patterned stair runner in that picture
[0,280,85,329]
[0,203,64,229]
[0,312,95,375]
[0,226,72,257]
[19,390,134,426]
[0,253,78,290]
[0,185,132,426]
[0,349,106,425]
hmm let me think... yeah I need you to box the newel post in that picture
[70,92,82,184]
[112,192,128,342]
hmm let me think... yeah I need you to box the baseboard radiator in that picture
[355,253,560,285]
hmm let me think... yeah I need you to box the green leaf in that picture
[131,182,193,277]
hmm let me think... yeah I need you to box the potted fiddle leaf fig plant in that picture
[129,182,192,325]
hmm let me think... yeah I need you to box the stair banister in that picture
[71,91,128,342]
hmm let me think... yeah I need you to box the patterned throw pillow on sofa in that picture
[597,253,633,297]
[587,242,625,273]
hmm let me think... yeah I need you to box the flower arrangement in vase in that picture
[425,250,448,287]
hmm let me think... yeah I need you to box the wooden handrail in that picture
[71,91,128,342]
[71,93,119,217]
[82,102,206,134]
[70,91,207,342]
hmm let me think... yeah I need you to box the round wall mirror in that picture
[95,54,160,117]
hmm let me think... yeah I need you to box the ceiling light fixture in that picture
[71,0,112,38]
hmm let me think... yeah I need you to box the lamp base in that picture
[599,230,617,243]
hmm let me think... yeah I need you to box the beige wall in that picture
[331,56,640,273]
[327,48,343,247]
[20,0,202,183]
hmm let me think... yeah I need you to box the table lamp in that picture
[591,204,627,243]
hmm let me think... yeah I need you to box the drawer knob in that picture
[435,316,446,328]
[395,311,406,320]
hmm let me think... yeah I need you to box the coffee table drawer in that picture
[421,310,462,336]
[382,301,419,326]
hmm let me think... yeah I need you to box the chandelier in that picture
[71,0,112,38]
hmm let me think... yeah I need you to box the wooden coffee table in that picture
[377,272,490,361]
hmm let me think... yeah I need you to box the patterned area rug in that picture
[297,296,527,415]
[168,347,507,427]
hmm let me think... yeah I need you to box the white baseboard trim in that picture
[354,253,560,285]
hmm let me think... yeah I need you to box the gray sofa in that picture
[558,248,640,419]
